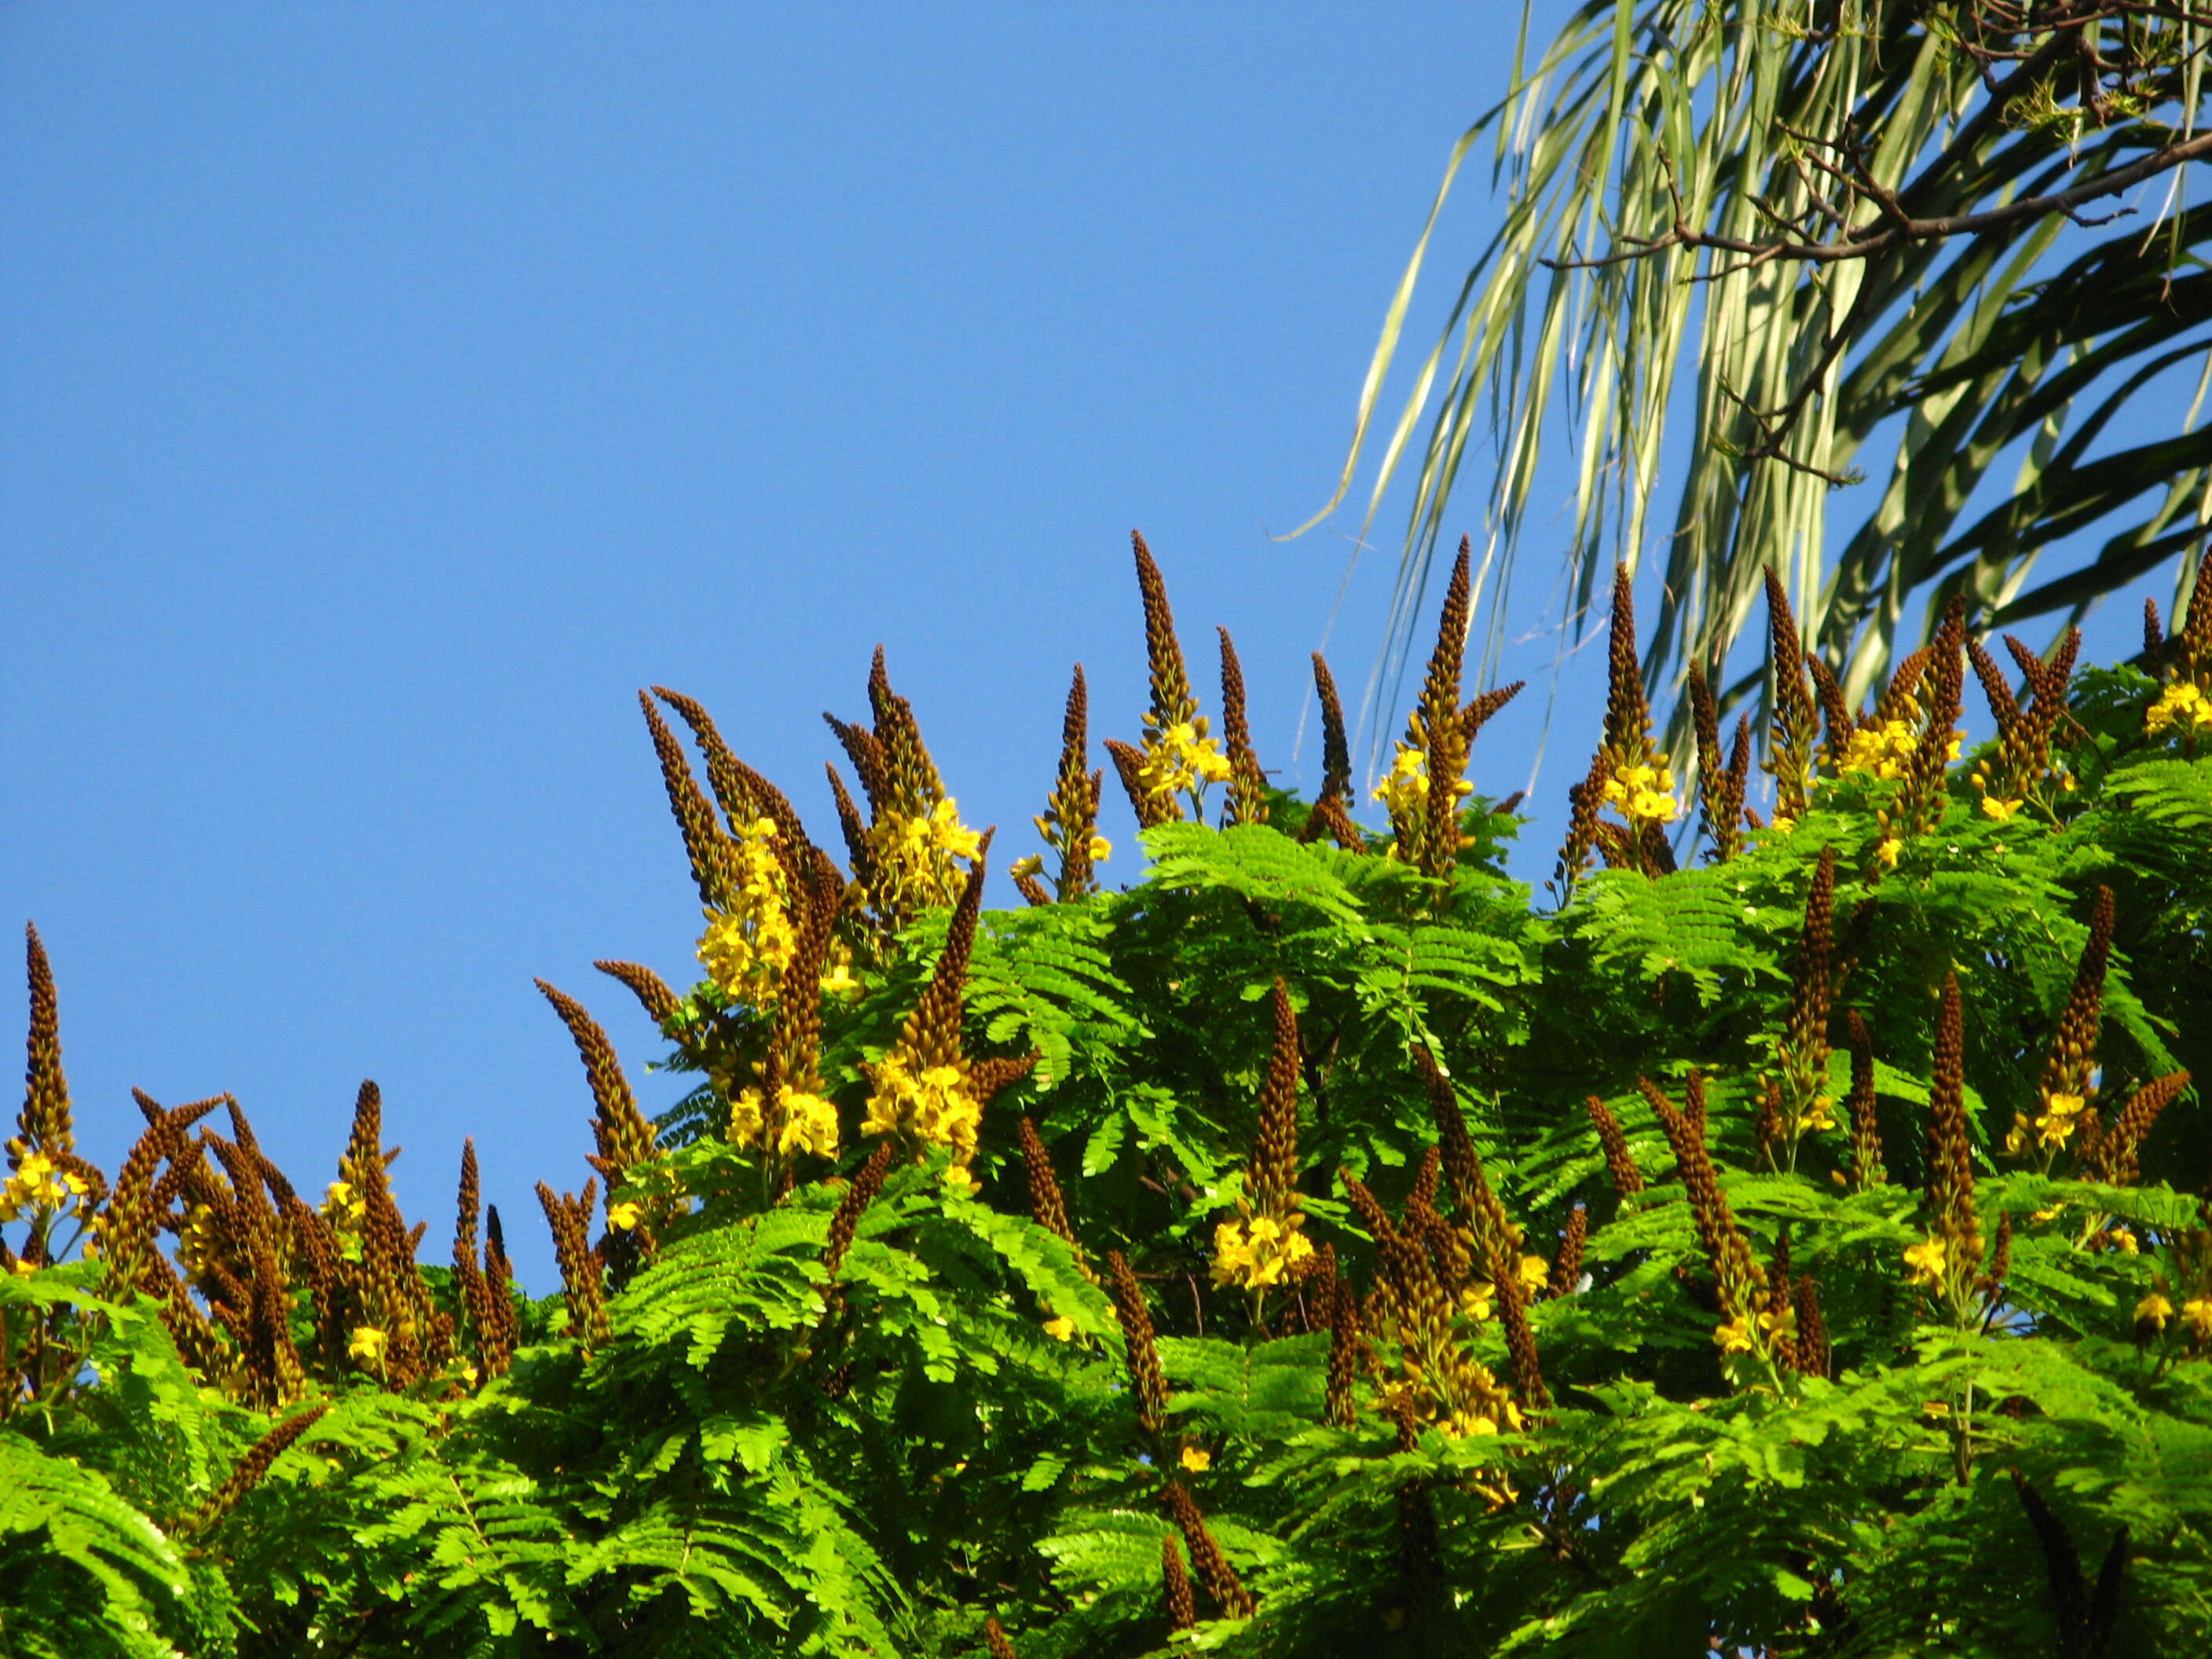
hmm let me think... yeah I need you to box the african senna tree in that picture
[5,531,2212,1655]
[1313,0,2212,752]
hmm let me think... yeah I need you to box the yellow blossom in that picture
[1008,853,1046,881]
[698,818,798,1004]
[2146,682,2212,735]
[1874,836,1902,869]
[1600,761,1678,825]
[1179,1446,1211,1473]
[1138,720,1232,802]
[606,1201,643,1232]
[2035,1092,2088,1149]
[1372,745,1429,817]
[1796,1093,1837,1136]
[2136,1291,2175,1331]
[818,949,862,998]
[1979,795,2023,822]
[323,1177,368,1227]
[1841,720,1918,781]
[1903,1236,1948,1287]
[1087,833,1112,862]
[1042,1314,1076,1342]
[1715,1314,1757,1354]
[862,1057,982,1159]
[728,1085,840,1160]
[778,1091,840,1159]
[940,1164,980,1198]
[2184,1297,2212,1342]
[922,798,983,862]
[349,1325,390,1363]
[0,1149,90,1220]
[1210,1213,1314,1291]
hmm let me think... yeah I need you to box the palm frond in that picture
[1313,0,2212,762]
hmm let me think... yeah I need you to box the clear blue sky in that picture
[0,4,2184,1290]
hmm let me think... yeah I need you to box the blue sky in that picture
[1,4,2188,1289]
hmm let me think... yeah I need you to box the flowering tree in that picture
[6,533,2212,1655]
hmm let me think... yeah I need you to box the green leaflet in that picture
[0,1430,188,1657]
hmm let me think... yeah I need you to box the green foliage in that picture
[9,550,2212,1657]
[1309,0,2212,745]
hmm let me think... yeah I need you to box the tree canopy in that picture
[8,535,2212,1654]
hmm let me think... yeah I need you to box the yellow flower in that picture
[1874,836,1902,870]
[2146,682,2212,735]
[781,1091,840,1159]
[1796,1093,1837,1136]
[1903,1236,1948,1287]
[2184,1297,2212,1342]
[1087,833,1112,862]
[728,1086,767,1147]
[862,1058,982,1158]
[606,1201,643,1232]
[1372,745,1429,816]
[818,949,862,998]
[925,798,983,862]
[940,1163,980,1198]
[349,1325,390,1363]
[1979,795,2023,822]
[698,818,800,1004]
[2034,1091,2088,1149]
[1841,720,1919,781]
[1210,1213,1314,1291]
[2135,1291,2175,1332]
[1042,1314,1076,1342]
[1517,1254,1550,1294]
[727,1086,841,1159]
[3,1150,88,1217]
[1715,1314,1757,1354]
[1600,762,1678,825]
[322,1177,368,1227]
[1008,853,1046,880]
[1139,720,1232,801]
[1179,1446,1211,1473]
